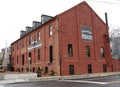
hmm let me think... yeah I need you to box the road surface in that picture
[1,75,120,87]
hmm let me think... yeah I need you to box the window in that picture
[86,46,90,57]
[49,46,53,63]
[38,67,40,71]
[17,43,19,50]
[88,64,92,73]
[22,40,24,48]
[69,65,74,75]
[29,36,33,45]
[101,47,105,58]
[26,68,29,72]
[37,32,40,42]
[49,25,52,37]
[21,68,23,71]
[17,56,18,63]
[68,44,73,57]
[22,54,24,65]
[12,57,14,64]
[29,37,31,45]
[33,67,35,72]
[104,35,109,42]
[103,64,107,72]
[38,49,40,60]
[29,53,32,64]
[45,67,48,73]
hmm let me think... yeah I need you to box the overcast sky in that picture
[0,0,120,50]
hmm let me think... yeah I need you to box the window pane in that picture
[101,47,105,58]
[17,56,18,63]
[29,37,31,45]
[103,64,107,72]
[29,53,32,64]
[45,67,48,73]
[22,40,24,48]
[50,46,53,63]
[69,65,74,75]
[68,44,73,57]
[86,46,90,57]
[49,25,52,37]
[88,64,92,73]
[22,55,24,65]
[38,49,40,60]
[37,32,40,41]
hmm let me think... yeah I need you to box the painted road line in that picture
[60,80,108,85]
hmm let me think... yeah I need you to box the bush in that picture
[49,70,55,76]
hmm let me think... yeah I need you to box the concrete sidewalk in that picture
[0,72,120,85]
[29,72,120,81]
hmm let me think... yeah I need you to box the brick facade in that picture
[11,1,113,76]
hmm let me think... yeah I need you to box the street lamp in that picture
[28,57,31,72]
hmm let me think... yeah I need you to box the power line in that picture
[86,0,120,4]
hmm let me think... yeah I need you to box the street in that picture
[2,75,120,87]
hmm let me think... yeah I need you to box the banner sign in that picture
[28,41,42,51]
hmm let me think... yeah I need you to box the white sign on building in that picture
[81,26,93,41]
[28,41,42,51]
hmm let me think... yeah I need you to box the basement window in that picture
[69,65,74,75]
[88,64,92,73]
[103,64,107,72]
[45,67,48,73]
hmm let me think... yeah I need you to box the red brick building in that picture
[11,1,112,76]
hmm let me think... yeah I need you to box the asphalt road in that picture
[2,75,120,87]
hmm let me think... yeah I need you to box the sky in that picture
[0,0,120,50]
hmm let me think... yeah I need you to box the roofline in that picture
[11,17,57,45]
[57,1,107,26]
[83,1,108,26]
[11,1,108,45]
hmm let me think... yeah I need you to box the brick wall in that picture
[11,1,112,76]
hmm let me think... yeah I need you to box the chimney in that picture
[41,14,53,24]
[20,30,26,37]
[26,26,33,33]
[105,12,108,26]
[32,21,42,29]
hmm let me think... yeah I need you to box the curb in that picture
[29,72,120,81]
[0,72,120,84]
